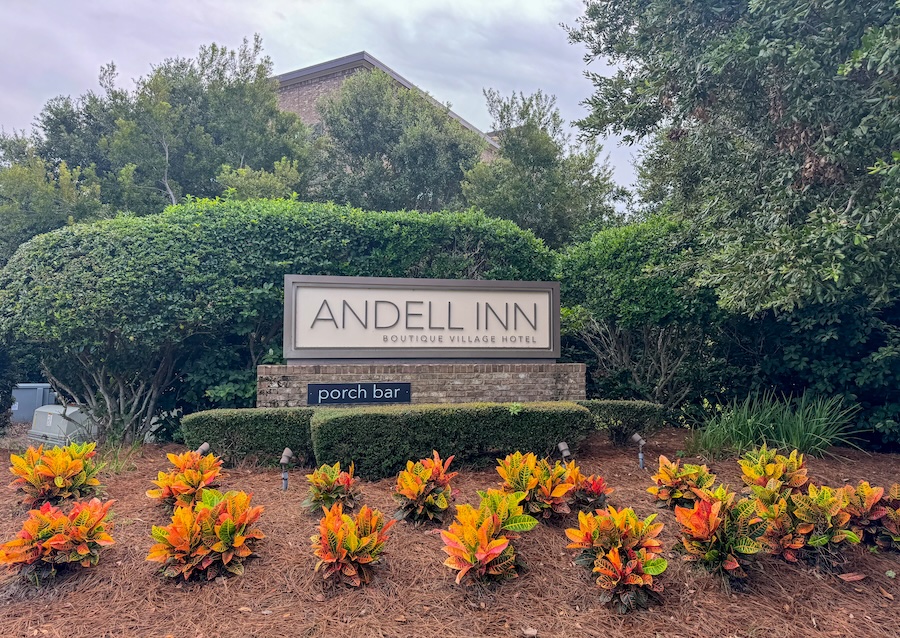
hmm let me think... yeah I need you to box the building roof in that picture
[275,51,499,149]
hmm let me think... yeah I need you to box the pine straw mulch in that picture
[1,429,899,638]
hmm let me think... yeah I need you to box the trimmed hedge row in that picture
[181,408,315,465]
[309,402,595,479]
[179,401,663,473]
[577,400,666,446]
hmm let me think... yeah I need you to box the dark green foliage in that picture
[577,400,666,446]
[309,402,594,479]
[569,0,899,441]
[181,408,315,466]
[315,69,485,212]
[0,199,551,442]
[558,217,753,409]
[759,302,900,445]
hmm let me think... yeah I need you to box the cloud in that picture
[0,0,639,186]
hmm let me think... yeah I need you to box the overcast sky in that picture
[0,0,640,187]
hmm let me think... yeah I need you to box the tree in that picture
[18,36,312,217]
[569,0,899,313]
[314,70,485,211]
[216,158,306,200]
[463,90,623,247]
[569,0,900,439]
[0,147,107,264]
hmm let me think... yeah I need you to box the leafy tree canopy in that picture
[569,0,900,313]
[4,35,311,219]
[464,89,624,247]
[0,149,108,264]
[314,69,486,212]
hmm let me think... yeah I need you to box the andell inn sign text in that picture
[283,275,560,361]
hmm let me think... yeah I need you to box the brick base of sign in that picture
[256,363,586,407]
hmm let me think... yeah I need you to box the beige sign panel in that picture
[284,275,560,360]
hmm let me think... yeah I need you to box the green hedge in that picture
[309,402,594,479]
[181,408,316,465]
[577,400,666,446]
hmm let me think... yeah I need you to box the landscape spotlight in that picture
[629,432,646,469]
[280,448,295,491]
[557,441,572,461]
[195,442,210,455]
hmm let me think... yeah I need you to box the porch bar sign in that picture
[284,275,560,361]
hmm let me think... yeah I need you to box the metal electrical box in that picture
[28,405,93,446]
[11,383,56,423]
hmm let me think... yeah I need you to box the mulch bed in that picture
[1,428,899,638]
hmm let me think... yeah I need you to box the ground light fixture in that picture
[195,442,210,455]
[280,448,295,491]
[630,432,647,469]
[557,441,572,461]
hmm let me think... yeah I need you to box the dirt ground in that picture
[1,428,899,638]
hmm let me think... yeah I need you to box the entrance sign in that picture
[307,382,411,405]
[284,275,560,360]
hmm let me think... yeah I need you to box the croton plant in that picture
[146,450,225,508]
[392,450,458,524]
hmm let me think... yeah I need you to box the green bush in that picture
[0,199,551,442]
[558,217,754,410]
[181,408,316,466]
[577,400,666,446]
[691,391,860,458]
[310,402,594,479]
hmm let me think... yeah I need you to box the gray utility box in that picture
[28,405,94,446]
[11,383,56,423]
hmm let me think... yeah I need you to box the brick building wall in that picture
[277,69,361,126]
[257,363,586,408]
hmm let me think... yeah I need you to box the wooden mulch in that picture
[1,428,898,638]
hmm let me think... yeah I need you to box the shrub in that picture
[496,451,575,520]
[558,216,739,411]
[9,443,104,505]
[674,485,765,580]
[876,484,900,551]
[647,455,716,508]
[565,461,614,512]
[181,408,315,466]
[440,490,538,586]
[576,400,666,446]
[0,498,115,579]
[392,450,457,524]
[147,489,264,580]
[738,445,808,493]
[790,484,860,566]
[565,505,664,568]
[312,503,395,587]
[694,391,860,457]
[1,200,552,442]
[302,462,360,512]
[843,481,887,544]
[754,496,806,563]
[310,402,594,479]
[593,547,667,614]
[146,451,224,508]
[566,505,667,613]
[311,402,593,478]
[738,445,859,566]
